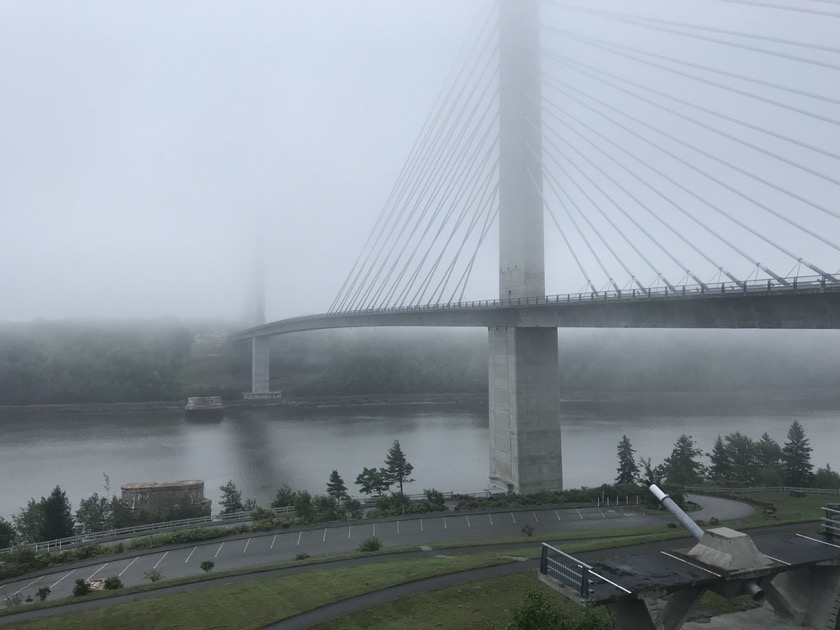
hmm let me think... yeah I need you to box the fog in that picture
[1,0,838,323]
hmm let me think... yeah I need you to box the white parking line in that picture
[598,508,606,519]
[532,511,539,523]
[466,515,471,528]
[296,532,302,546]
[243,539,251,553]
[215,542,225,558]
[620,507,628,516]
[153,553,168,569]
[87,563,109,580]
[443,517,447,530]
[510,512,517,524]
[185,547,197,563]
[348,526,352,539]
[555,510,561,521]
[50,570,75,589]
[118,558,137,577]
[13,577,41,596]
[489,514,494,526]
[420,519,424,532]
[576,509,583,520]
[271,534,277,549]
[322,529,327,542]
[397,521,400,534]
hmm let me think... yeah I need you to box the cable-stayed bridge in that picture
[231,0,840,493]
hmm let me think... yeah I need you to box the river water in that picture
[1,396,838,521]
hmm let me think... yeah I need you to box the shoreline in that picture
[0,388,838,416]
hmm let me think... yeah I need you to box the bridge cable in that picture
[544,1,840,70]
[333,4,499,312]
[527,157,620,293]
[700,0,840,18]
[535,87,752,286]
[534,117,693,291]
[367,83,499,309]
[542,53,840,215]
[394,127,500,307]
[540,51,840,163]
[529,116,678,291]
[534,96,735,288]
[540,72,836,282]
[541,26,840,115]
[346,36,499,311]
[539,70,840,259]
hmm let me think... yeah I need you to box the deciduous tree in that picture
[355,467,390,496]
[75,492,112,534]
[0,517,15,548]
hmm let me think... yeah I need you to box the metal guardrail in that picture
[0,490,495,557]
[0,506,294,556]
[823,506,840,538]
[540,543,594,600]
[683,486,840,497]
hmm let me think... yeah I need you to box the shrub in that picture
[36,586,51,602]
[103,576,123,590]
[200,560,215,573]
[508,589,559,629]
[358,537,382,552]
[295,552,310,561]
[143,568,163,583]
[521,523,535,537]
[72,579,91,597]
[75,544,100,560]
[3,593,23,607]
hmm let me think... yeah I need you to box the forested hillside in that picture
[1,322,839,405]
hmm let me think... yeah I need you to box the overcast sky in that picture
[2,0,838,323]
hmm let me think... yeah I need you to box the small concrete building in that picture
[121,480,211,519]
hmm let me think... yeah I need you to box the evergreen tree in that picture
[384,440,414,494]
[41,486,74,540]
[755,432,784,486]
[707,435,731,485]
[218,480,244,514]
[724,432,757,486]
[326,470,348,503]
[660,434,705,486]
[615,435,639,485]
[782,420,814,487]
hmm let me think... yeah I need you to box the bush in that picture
[143,568,163,583]
[36,586,51,602]
[521,523,535,537]
[3,593,23,607]
[295,552,310,561]
[74,544,100,560]
[72,579,91,597]
[358,537,382,552]
[200,560,215,573]
[103,576,123,590]
[508,589,559,629]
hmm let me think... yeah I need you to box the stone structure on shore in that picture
[121,480,211,519]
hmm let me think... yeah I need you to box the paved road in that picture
[0,494,752,620]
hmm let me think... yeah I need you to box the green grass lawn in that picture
[6,553,517,630]
[722,491,831,528]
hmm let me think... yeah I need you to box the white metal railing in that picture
[683,486,840,497]
[823,506,840,538]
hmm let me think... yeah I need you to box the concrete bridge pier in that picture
[244,336,282,400]
[489,326,562,493]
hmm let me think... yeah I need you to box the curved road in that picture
[0,495,753,625]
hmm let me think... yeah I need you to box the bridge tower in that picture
[246,243,281,399]
[489,0,562,493]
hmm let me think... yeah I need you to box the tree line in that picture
[615,420,840,489]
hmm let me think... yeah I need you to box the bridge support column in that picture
[251,336,270,394]
[489,326,562,493]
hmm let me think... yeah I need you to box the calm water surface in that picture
[1,399,838,520]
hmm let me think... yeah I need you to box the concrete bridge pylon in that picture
[489,0,563,494]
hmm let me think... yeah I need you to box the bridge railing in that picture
[317,274,836,319]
